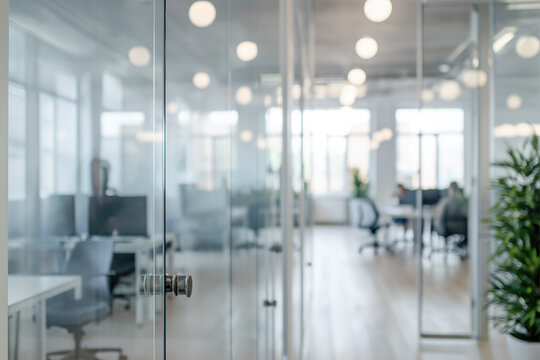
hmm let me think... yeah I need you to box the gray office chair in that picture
[432,198,468,260]
[46,240,127,360]
[355,199,389,254]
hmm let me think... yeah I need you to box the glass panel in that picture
[419,3,475,336]
[490,0,540,345]
[7,1,164,359]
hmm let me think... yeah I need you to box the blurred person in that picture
[434,181,468,248]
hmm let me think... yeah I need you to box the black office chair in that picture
[356,199,389,254]
[46,240,127,360]
[432,201,468,260]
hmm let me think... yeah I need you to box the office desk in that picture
[8,275,82,360]
[9,233,177,326]
[380,206,434,248]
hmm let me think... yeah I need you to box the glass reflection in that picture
[7,0,164,359]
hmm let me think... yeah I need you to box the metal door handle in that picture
[139,273,193,298]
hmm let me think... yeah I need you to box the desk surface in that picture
[8,275,81,314]
[381,206,433,218]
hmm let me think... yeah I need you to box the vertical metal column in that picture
[0,0,8,358]
[280,0,294,357]
[415,0,425,339]
[470,3,490,340]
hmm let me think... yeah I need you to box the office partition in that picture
[417,0,491,340]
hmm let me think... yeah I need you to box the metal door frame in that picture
[416,0,491,340]
[1,0,9,358]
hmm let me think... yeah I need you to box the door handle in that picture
[138,273,193,298]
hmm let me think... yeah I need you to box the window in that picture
[8,83,26,200]
[266,108,370,195]
[100,111,145,192]
[396,108,464,189]
[39,93,78,197]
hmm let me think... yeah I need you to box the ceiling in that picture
[8,0,540,107]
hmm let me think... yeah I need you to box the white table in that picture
[380,206,434,249]
[8,275,82,360]
[8,233,177,326]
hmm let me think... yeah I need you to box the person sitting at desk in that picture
[434,181,468,248]
[393,184,410,231]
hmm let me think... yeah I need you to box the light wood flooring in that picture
[11,225,508,359]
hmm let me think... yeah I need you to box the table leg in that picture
[37,301,46,360]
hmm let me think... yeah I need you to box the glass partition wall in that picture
[6,1,312,360]
[7,0,165,359]
[491,2,540,162]
[418,2,489,338]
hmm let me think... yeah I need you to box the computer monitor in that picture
[89,196,147,236]
[422,189,442,206]
[40,195,76,237]
[400,189,442,207]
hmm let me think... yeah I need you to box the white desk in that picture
[380,206,434,248]
[8,234,177,326]
[8,275,82,360]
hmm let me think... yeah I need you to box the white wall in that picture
[1,0,9,358]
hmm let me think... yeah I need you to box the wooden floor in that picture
[12,225,508,359]
[305,225,508,360]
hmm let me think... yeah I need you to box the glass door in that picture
[418,1,489,339]
[7,0,166,359]
[162,0,312,359]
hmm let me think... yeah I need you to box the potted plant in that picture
[487,133,540,359]
[349,168,369,226]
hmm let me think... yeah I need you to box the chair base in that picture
[47,347,127,360]
[428,235,468,261]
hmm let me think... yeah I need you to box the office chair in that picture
[431,201,468,260]
[356,199,389,254]
[46,240,127,360]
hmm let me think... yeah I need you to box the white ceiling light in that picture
[189,1,216,28]
[516,35,540,59]
[364,0,392,23]
[369,138,380,150]
[438,64,450,73]
[355,37,378,60]
[167,102,179,114]
[494,124,516,138]
[257,137,267,150]
[438,80,461,101]
[515,122,534,137]
[128,46,151,67]
[506,94,522,110]
[492,26,517,53]
[236,41,258,62]
[240,130,253,142]
[339,84,358,106]
[421,89,434,102]
[236,86,253,105]
[193,72,210,89]
[347,68,367,85]
[459,69,487,88]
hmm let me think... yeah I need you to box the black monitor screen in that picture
[89,196,147,236]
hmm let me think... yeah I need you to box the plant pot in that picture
[506,334,540,360]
